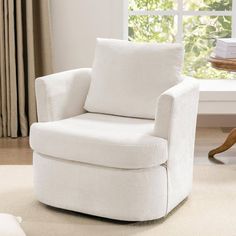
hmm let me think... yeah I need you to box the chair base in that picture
[33,152,168,221]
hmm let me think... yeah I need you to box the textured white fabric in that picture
[35,68,91,122]
[33,152,167,221]
[30,113,168,169]
[32,45,199,220]
[84,38,184,119]
[154,79,199,212]
[0,214,26,236]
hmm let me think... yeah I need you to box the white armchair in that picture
[30,39,199,221]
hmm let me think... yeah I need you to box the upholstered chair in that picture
[30,38,199,221]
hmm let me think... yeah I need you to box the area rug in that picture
[0,165,236,236]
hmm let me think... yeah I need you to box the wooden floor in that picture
[1,128,236,165]
[195,127,236,165]
[0,137,32,165]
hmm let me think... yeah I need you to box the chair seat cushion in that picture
[30,113,168,169]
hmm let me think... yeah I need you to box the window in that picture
[128,0,236,79]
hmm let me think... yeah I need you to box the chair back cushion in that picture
[84,38,183,119]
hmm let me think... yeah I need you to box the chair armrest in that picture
[35,68,91,122]
[154,79,199,142]
[154,79,199,212]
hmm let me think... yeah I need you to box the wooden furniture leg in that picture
[208,128,236,158]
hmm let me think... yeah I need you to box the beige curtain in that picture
[0,0,52,137]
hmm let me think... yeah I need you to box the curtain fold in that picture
[0,0,52,137]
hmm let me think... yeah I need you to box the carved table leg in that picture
[208,128,236,158]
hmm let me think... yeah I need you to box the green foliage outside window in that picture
[129,0,235,79]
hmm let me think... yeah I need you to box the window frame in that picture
[125,0,236,113]
[127,0,236,41]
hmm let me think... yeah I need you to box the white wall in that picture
[50,0,127,72]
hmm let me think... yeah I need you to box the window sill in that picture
[198,79,236,114]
